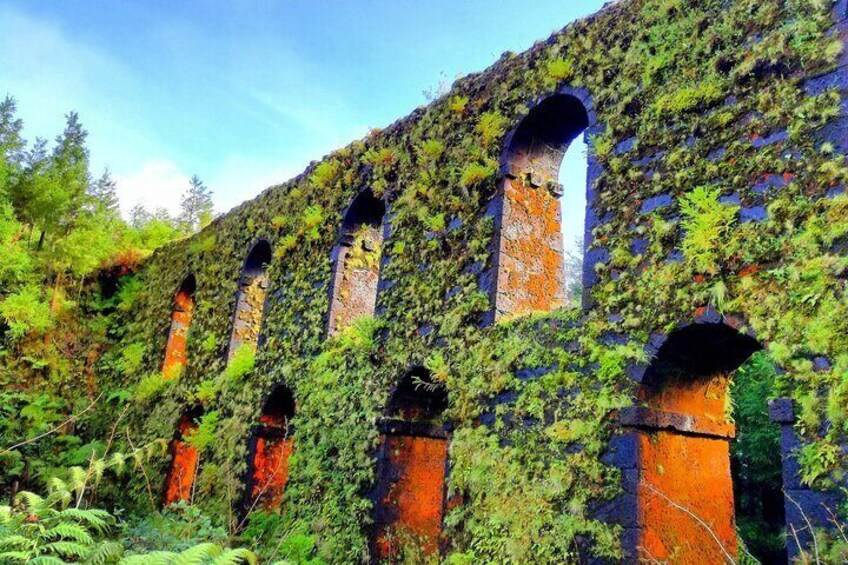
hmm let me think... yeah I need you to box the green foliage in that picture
[459,162,496,188]
[475,111,508,148]
[416,139,444,165]
[3,0,847,562]
[121,501,229,555]
[222,345,256,383]
[679,185,739,274]
[0,285,52,339]
[730,352,785,564]
[309,161,341,190]
[653,75,726,114]
[134,372,169,402]
[184,412,220,453]
[447,96,468,114]
[547,57,575,81]
[0,491,119,564]
[118,343,147,376]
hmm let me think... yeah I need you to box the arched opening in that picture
[372,368,449,560]
[493,93,590,319]
[327,189,386,336]
[228,240,272,360]
[162,275,196,380]
[163,407,202,505]
[629,322,783,563]
[245,385,295,510]
[558,138,588,307]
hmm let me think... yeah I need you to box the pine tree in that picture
[128,203,152,229]
[179,174,214,233]
[0,96,25,192]
[88,168,120,219]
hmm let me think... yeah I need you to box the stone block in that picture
[769,398,794,424]
[740,206,768,223]
[601,432,639,469]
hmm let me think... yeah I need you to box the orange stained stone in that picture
[374,434,448,560]
[162,289,193,378]
[250,435,294,509]
[164,418,199,505]
[496,178,565,317]
[637,430,737,564]
[635,371,737,563]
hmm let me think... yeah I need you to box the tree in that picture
[8,113,91,250]
[128,203,152,229]
[0,96,25,193]
[88,168,120,219]
[563,235,583,306]
[179,175,214,233]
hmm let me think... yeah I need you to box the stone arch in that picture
[620,314,769,563]
[372,367,449,560]
[326,189,386,336]
[228,240,272,360]
[244,385,295,510]
[162,274,196,379]
[490,88,596,320]
[163,406,203,505]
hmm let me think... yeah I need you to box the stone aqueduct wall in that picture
[110,0,848,562]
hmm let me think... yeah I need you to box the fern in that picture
[84,541,124,565]
[679,185,739,275]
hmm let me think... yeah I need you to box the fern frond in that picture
[59,508,112,533]
[118,551,177,565]
[15,491,46,514]
[47,477,69,499]
[211,548,257,565]
[43,523,94,545]
[29,556,71,565]
[42,540,90,559]
[91,458,108,486]
[68,467,88,499]
[174,542,222,564]
[0,534,31,550]
[107,453,125,474]
[84,541,124,565]
[0,550,32,562]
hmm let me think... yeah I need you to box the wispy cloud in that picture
[0,5,155,167]
[115,159,191,217]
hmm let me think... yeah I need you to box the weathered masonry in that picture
[114,0,848,563]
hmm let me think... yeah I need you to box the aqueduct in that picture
[115,0,847,562]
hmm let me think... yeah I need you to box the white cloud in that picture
[115,159,191,218]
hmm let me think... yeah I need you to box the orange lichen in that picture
[162,289,193,378]
[374,434,448,560]
[637,430,737,564]
[250,435,294,509]
[328,226,382,336]
[495,178,565,318]
[164,417,199,505]
[635,371,738,563]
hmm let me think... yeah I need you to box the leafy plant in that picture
[679,185,739,274]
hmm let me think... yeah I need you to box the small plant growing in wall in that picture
[679,185,739,275]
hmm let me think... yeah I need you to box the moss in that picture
[84,0,848,561]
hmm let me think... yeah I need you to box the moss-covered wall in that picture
[103,0,848,562]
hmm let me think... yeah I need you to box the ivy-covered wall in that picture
[102,0,848,562]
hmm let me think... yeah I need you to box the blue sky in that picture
[0,0,604,248]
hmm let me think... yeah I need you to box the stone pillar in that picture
[769,398,846,562]
[371,420,449,560]
[596,407,738,563]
